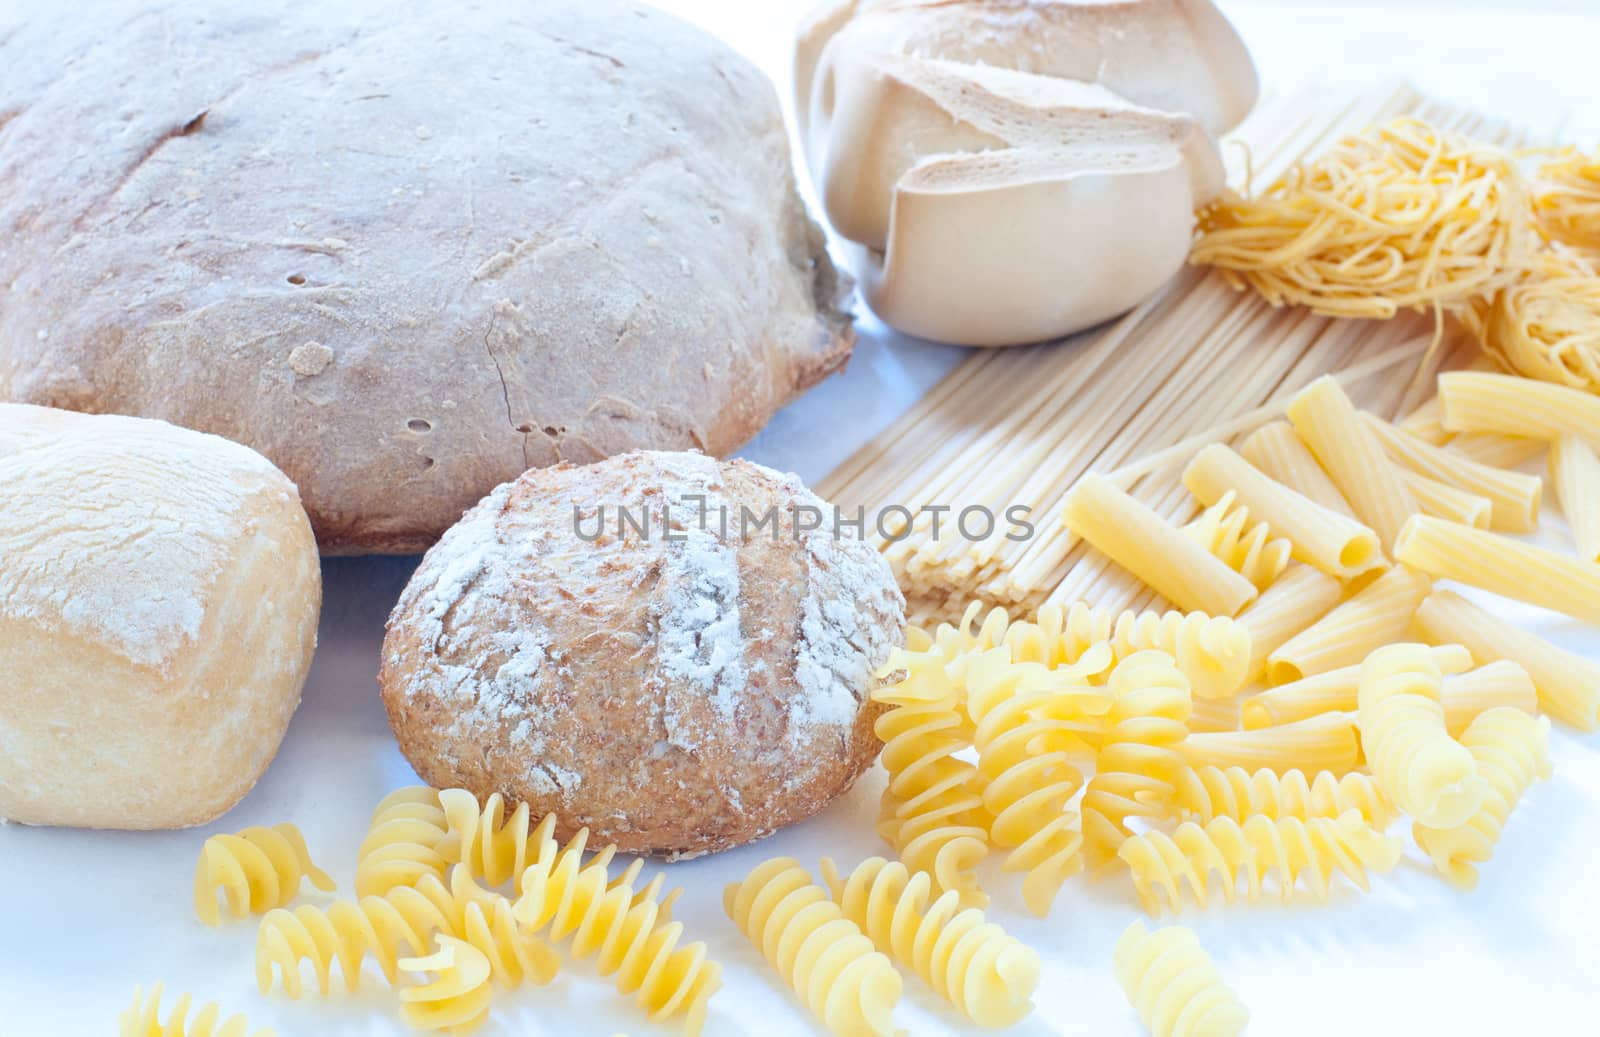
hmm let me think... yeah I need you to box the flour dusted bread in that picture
[380,452,905,858]
[796,0,1257,346]
[0,0,853,554]
[0,406,321,829]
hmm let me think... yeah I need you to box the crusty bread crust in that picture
[0,0,855,555]
[379,451,905,858]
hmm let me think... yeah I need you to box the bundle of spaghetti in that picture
[1080,651,1193,865]
[1534,146,1600,253]
[1192,117,1538,319]
[1469,246,1600,394]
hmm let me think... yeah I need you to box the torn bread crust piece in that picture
[797,0,1256,347]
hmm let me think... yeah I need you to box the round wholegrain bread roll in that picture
[0,405,321,829]
[0,0,853,555]
[379,451,905,858]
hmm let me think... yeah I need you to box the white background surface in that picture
[4,3,1600,1035]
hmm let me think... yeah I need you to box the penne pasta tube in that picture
[1238,421,1355,517]
[1062,474,1259,617]
[1395,515,1600,626]
[1551,435,1600,563]
[1179,713,1360,775]
[1267,565,1433,685]
[1439,370,1600,444]
[1413,590,1600,731]
[1183,444,1382,579]
[1241,644,1473,729]
[1446,432,1547,469]
[1361,414,1542,533]
[1442,660,1538,738]
[1233,565,1343,683]
[1402,470,1492,529]
[1286,375,1419,551]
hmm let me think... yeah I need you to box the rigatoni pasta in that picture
[1443,661,1539,738]
[1183,444,1383,579]
[1241,645,1473,729]
[1287,375,1420,550]
[1402,470,1492,529]
[1551,435,1600,562]
[1413,590,1600,730]
[1361,414,1542,532]
[1179,713,1361,775]
[1239,420,1355,516]
[1234,565,1343,683]
[1062,474,1259,617]
[1439,370,1600,444]
[1395,515,1600,626]
[1267,566,1434,684]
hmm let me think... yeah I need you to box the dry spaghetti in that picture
[1192,117,1539,320]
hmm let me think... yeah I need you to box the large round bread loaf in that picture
[379,451,906,858]
[0,0,854,554]
[0,405,321,829]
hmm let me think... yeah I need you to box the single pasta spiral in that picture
[121,984,271,1037]
[1414,707,1552,889]
[194,823,335,925]
[1173,766,1396,828]
[357,786,452,897]
[440,788,542,888]
[398,935,494,1035]
[873,645,990,907]
[820,856,1039,1028]
[965,646,1105,916]
[723,858,902,1037]
[1185,491,1292,592]
[1082,651,1193,863]
[1113,921,1249,1037]
[514,822,720,1035]
[1119,810,1402,916]
[1358,644,1486,828]
[1026,603,1251,701]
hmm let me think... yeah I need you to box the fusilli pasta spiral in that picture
[1414,707,1552,889]
[440,788,542,889]
[819,856,1039,1028]
[121,984,272,1037]
[1020,603,1250,702]
[1185,490,1292,592]
[398,935,493,1035]
[1113,921,1249,1037]
[514,823,720,1034]
[1172,766,1395,828]
[1358,644,1486,828]
[357,786,452,898]
[194,823,335,925]
[724,857,902,1037]
[1119,810,1402,916]
[1082,651,1193,864]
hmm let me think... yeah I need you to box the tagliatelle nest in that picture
[1467,246,1600,394]
[1192,117,1540,319]
[1534,147,1600,254]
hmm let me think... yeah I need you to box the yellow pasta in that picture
[1551,435,1600,562]
[1183,491,1293,590]
[1267,565,1433,684]
[1413,708,1552,890]
[1082,651,1193,865]
[724,858,902,1037]
[1062,474,1259,616]
[456,880,562,989]
[1178,713,1360,775]
[440,789,542,889]
[1402,470,1492,529]
[1362,414,1542,533]
[1443,661,1538,738]
[1399,396,1452,445]
[1183,444,1382,579]
[1396,514,1600,625]
[1535,147,1600,251]
[1233,565,1343,683]
[1445,431,1548,469]
[1413,589,1600,731]
[820,856,1040,1028]
[514,823,719,1035]
[1113,921,1249,1037]
[1358,644,1486,829]
[1119,810,1402,916]
[194,823,335,925]
[1021,603,1250,701]
[1287,375,1420,551]
[1192,117,1536,319]
[358,787,452,897]
[1241,644,1474,729]
[1439,369,1600,444]
[398,936,493,1035]
[121,985,272,1037]
[1172,767,1396,829]
[1472,248,1600,394]
[1239,420,1356,517]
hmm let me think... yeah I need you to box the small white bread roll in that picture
[797,0,1257,347]
[0,405,321,829]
